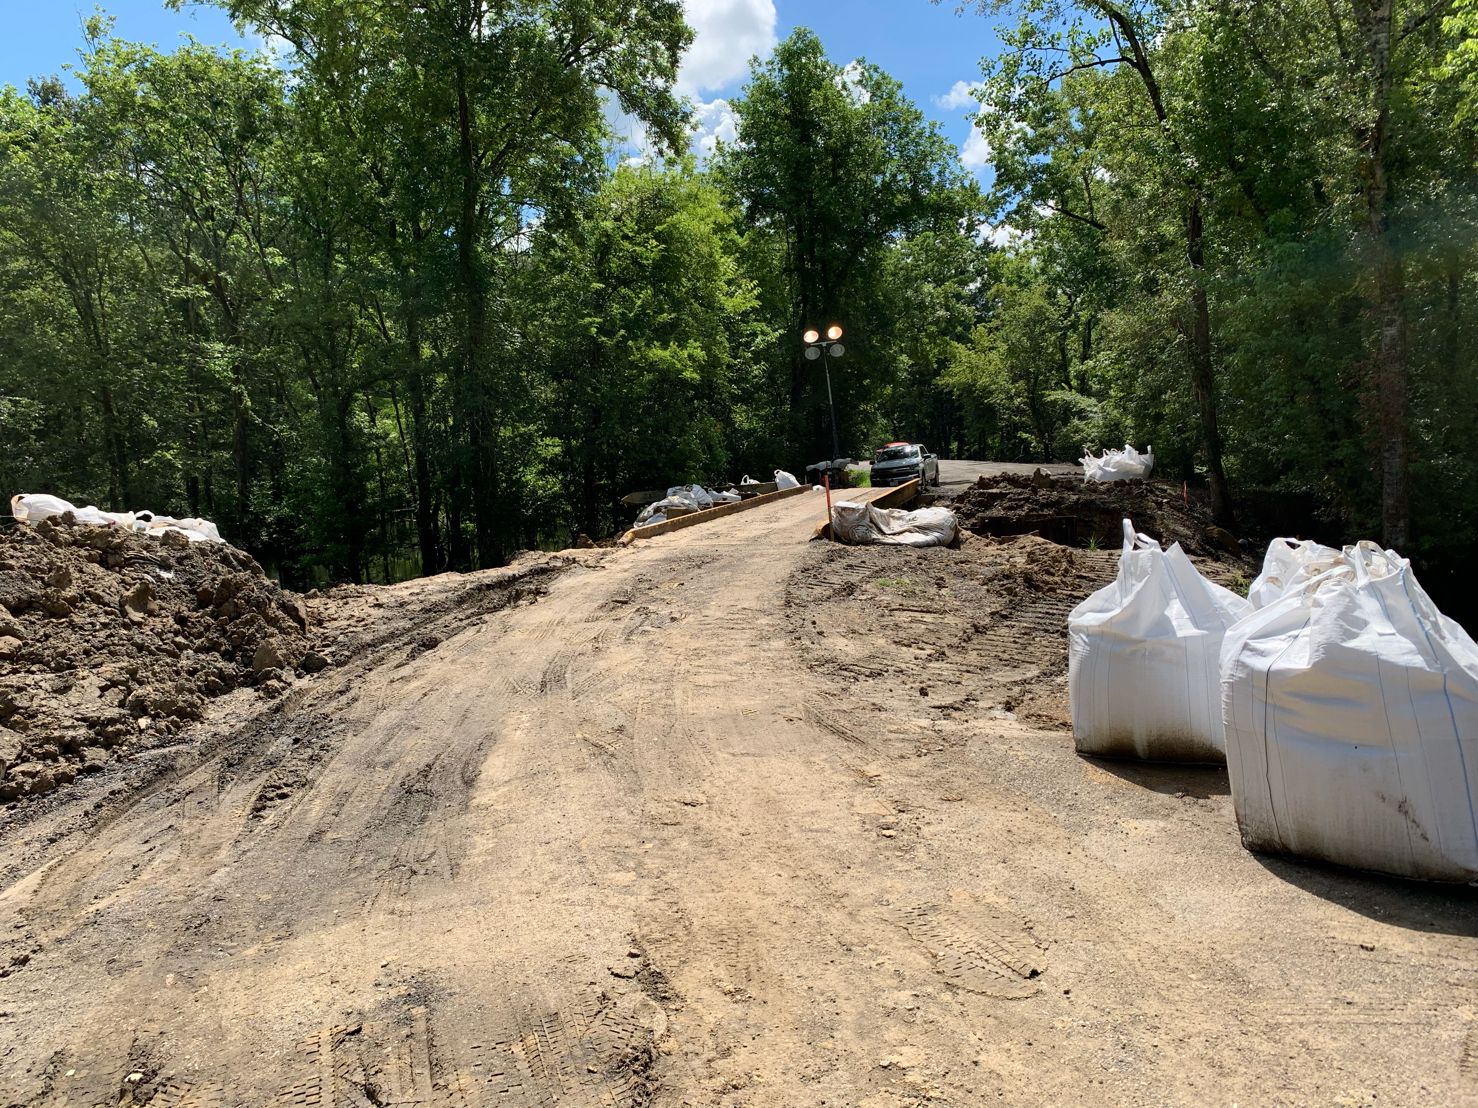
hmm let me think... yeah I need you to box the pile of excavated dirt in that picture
[954,471,1247,562]
[788,535,1123,732]
[0,517,311,802]
[788,530,1252,734]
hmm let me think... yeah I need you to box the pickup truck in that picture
[871,442,939,488]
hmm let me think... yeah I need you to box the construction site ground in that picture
[2,476,1476,1107]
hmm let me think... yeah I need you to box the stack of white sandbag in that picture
[1081,444,1154,482]
[1068,520,1251,762]
[10,493,223,543]
[1069,519,1478,880]
[633,483,744,527]
[1222,541,1478,882]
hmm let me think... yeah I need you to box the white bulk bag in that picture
[1221,542,1478,881]
[1081,444,1154,482]
[1069,519,1253,762]
[1248,537,1345,609]
[774,469,800,490]
[830,502,957,547]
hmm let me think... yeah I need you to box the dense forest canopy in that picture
[1,0,1474,589]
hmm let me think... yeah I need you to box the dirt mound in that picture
[0,516,310,802]
[787,535,1122,733]
[954,471,1244,561]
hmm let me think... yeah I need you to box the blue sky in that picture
[0,1,999,176]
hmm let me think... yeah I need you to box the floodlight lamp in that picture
[802,328,820,344]
[826,324,843,341]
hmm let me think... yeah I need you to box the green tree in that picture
[717,29,980,464]
[215,0,694,567]
[962,0,1236,523]
[530,165,770,537]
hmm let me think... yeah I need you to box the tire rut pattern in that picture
[969,595,1075,678]
[804,704,871,748]
[896,904,1045,1000]
[272,995,654,1108]
[356,749,470,915]
[1462,1024,1478,1084]
[10,1038,228,1108]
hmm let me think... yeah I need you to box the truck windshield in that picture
[875,445,917,463]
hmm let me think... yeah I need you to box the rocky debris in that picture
[0,516,313,803]
[953,471,1252,563]
[299,650,330,674]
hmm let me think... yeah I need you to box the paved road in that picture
[848,457,1081,492]
[935,457,1081,490]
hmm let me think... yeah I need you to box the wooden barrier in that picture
[619,483,813,544]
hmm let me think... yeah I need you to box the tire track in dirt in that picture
[894,902,1046,1000]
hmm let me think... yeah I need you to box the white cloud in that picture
[678,0,777,96]
[838,60,871,104]
[935,80,990,172]
[604,1,772,163]
[605,97,653,161]
[690,96,739,159]
[980,221,1028,250]
[934,80,982,111]
[960,123,991,169]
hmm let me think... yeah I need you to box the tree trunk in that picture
[1185,196,1234,526]
[404,309,441,575]
[232,367,251,530]
[97,384,131,508]
[454,53,501,568]
[365,393,392,583]
[1353,0,1410,550]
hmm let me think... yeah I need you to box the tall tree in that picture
[717,29,979,464]
[214,0,693,567]
[964,0,1236,524]
[529,165,770,537]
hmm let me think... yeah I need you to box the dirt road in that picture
[2,488,1476,1106]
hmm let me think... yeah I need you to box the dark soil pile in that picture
[953,470,1245,561]
[0,516,311,802]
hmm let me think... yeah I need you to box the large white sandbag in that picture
[774,469,800,490]
[10,493,77,522]
[1081,444,1154,482]
[667,484,714,510]
[174,516,222,542]
[830,501,957,547]
[70,505,118,526]
[1069,519,1253,762]
[1248,537,1345,609]
[1221,542,1478,881]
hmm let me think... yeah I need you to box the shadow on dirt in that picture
[1253,853,1478,938]
[1080,756,1231,799]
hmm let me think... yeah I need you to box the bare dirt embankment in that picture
[0,485,1474,1108]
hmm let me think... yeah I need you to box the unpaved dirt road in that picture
[2,487,1476,1107]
